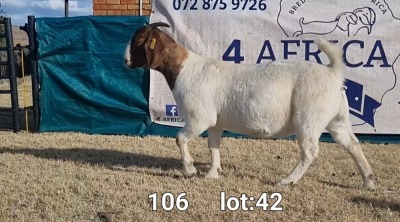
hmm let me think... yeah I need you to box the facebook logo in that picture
[166,105,179,116]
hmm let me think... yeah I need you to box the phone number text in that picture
[172,0,268,11]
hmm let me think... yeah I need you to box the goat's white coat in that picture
[175,52,343,138]
[126,36,375,189]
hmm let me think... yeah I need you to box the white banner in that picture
[149,0,400,134]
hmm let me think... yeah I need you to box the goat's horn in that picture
[149,22,171,29]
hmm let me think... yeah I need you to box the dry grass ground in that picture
[0,132,399,221]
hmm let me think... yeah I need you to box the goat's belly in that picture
[216,114,293,138]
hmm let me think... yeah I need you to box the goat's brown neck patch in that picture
[155,43,188,90]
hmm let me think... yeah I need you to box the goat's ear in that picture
[144,30,166,69]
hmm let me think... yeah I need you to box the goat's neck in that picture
[155,43,188,90]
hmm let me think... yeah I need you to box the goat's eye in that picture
[134,36,147,46]
[134,34,148,45]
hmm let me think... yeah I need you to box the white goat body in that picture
[174,51,342,138]
[125,23,375,189]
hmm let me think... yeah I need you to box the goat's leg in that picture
[176,122,208,177]
[277,135,320,186]
[205,127,223,179]
[327,120,375,189]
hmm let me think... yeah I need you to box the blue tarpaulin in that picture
[37,16,160,135]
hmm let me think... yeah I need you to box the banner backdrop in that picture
[150,0,400,134]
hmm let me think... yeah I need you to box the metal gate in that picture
[0,16,39,132]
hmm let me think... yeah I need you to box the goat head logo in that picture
[279,6,377,37]
[292,7,376,37]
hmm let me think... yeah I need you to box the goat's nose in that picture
[124,59,128,64]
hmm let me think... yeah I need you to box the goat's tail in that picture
[315,39,344,80]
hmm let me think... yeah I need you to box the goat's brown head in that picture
[124,22,171,69]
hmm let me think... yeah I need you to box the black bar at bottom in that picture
[0,106,34,111]
[0,89,11,94]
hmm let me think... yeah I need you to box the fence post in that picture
[4,17,20,132]
[27,15,39,132]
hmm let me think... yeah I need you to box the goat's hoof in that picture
[182,165,198,177]
[363,180,375,190]
[205,171,220,179]
[205,167,222,179]
[276,179,293,187]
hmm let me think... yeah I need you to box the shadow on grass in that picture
[0,147,183,173]
[318,180,357,189]
[350,196,400,212]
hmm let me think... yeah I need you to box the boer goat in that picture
[124,22,375,189]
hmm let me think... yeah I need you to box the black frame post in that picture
[4,17,20,132]
[27,15,39,132]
